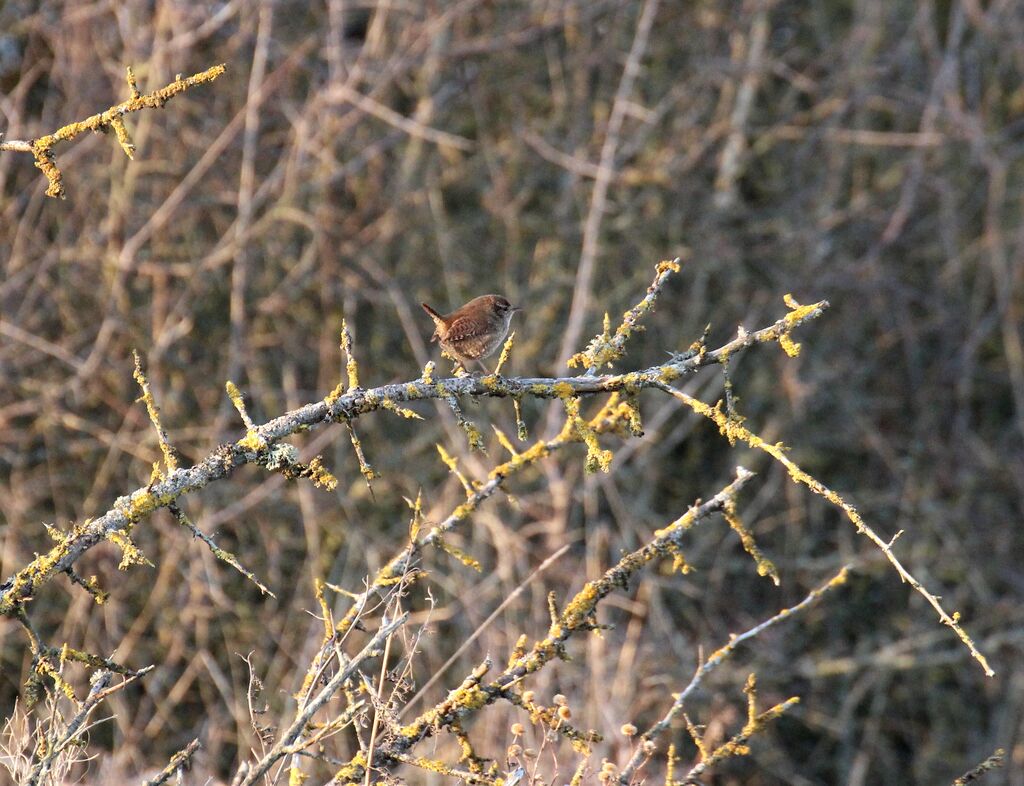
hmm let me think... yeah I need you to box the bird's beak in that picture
[511,305,523,312]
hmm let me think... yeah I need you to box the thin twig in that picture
[952,748,1005,785]
[140,738,201,786]
[387,470,756,765]
[236,613,408,786]
[401,543,572,715]
[657,382,994,676]
[617,566,850,783]
[28,668,153,786]
[556,0,660,368]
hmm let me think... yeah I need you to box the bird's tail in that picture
[420,303,443,341]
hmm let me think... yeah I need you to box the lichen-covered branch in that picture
[235,613,408,786]
[0,297,826,618]
[140,738,201,786]
[27,667,152,786]
[321,469,756,784]
[952,748,1005,786]
[297,392,640,724]
[568,259,681,372]
[617,565,851,784]
[0,64,226,198]
[657,383,994,677]
[680,674,799,783]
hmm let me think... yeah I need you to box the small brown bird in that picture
[421,294,522,371]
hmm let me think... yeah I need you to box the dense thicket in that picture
[1,1,1021,783]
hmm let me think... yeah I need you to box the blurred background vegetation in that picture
[1,0,1022,783]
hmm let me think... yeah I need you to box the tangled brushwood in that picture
[0,259,996,785]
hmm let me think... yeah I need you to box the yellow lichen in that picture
[340,319,360,391]
[111,117,134,159]
[226,380,258,433]
[559,582,600,629]
[399,756,484,781]
[451,502,475,520]
[408,491,424,542]
[492,426,519,457]
[512,397,528,441]
[437,444,473,494]
[723,498,779,585]
[345,423,378,484]
[132,350,178,474]
[306,456,338,490]
[331,751,367,783]
[436,537,482,572]
[324,382,346,406]
[237,429,266,451]
[462,421,485,451]
[381,399,423,420]
[568,313,617,370]
[288,763,308,786]
[777,293,820,356]
[494,331,516,375]
[480,374,503,393]
[487,438,551,479]
[17,64,226,198]
[619,372,642,393]
[562,397,613,473]
[553,381,575,399]
[779,332,801,357]
[667,385,994,677]
[107,529,153,570]
[120,489,171,521]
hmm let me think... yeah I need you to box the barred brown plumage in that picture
[421,295,522,372]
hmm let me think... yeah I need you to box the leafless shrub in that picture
[2,1,1020,784]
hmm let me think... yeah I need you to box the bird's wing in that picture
[444,315,489,343]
